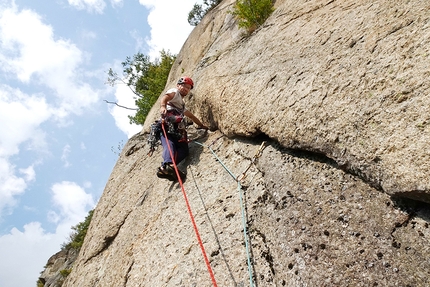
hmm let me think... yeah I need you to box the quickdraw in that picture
[147,120,162,156]
[237,141,267,182]
[147,110,188,156]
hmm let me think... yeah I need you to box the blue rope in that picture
[193,140,254,287]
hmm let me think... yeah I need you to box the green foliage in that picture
[132,50,176,125]
[39,211,91,286]
[188,4,204,26]
[231,0,274,32]
[107,50,176,125]
[188,0,222,26]
[63,209,94,250]
[59,269,72,278]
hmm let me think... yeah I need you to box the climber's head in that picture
[177,76,193,96]
[177,76,193,89]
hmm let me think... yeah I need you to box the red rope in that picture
[161,122,218,287]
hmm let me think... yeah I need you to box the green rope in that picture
[193,140,255,287]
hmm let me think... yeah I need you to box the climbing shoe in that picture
[156,164,176,181]
[156,164,186,182]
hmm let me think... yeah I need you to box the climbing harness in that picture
[147,110,187,156]
[164,109,187,142]
[193,140,261,287]
[161,123,218,287]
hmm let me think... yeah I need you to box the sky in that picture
[0,0,203,286]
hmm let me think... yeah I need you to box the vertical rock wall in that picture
[58,0,430,286]
[146,0,430,202]
[63,131,429,286]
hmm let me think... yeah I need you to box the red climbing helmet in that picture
[177,76,194,89]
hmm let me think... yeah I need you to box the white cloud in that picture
[47,210,60,224]
[0,2,105,217]
[0,86,51,157]
[0,7,77,82]
[0,87,50,216]
[81,29,97,41]
[67,0,124,14]
[83,181,92,189]
[130,29,145,52]
[19,165,36,182]
[68,0,106,14]
[61,144,72,168]
[0,158,27,216]
[51,181,95,223]
[109,83,142,138]
[0,4,101,117]
[0,222,63,287]
[110,0,123,8]
[0,181,95,287]
[138,0,200,59]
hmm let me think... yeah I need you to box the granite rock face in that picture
[39,248,78,287]
[146,0,430,202]
[63,131,429,286]
[59,0,430,286]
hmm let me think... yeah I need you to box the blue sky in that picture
[0,0,203,286]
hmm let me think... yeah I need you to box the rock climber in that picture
[156,76,208,181]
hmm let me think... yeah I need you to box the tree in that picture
[188,0,222,26]
[63,209,94,250]
[231,0,274,32]
[107,50,176,125]
[188,3,204,26]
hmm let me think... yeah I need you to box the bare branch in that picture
[105,74,144,99]
[104,100,138,110]
[126,84,143,98]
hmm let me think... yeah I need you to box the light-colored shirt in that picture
[166,88,187,113]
